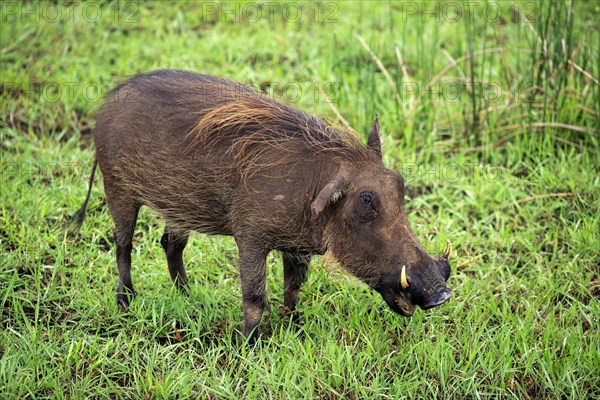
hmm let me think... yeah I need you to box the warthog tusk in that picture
[400,265,409,289]
[444,240,452,259]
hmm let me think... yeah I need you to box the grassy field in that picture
[1,1,599,398]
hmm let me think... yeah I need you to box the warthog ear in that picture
[310,169,349,221]
[367,114,382,159]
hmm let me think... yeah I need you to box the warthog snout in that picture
[375,241,453,317]
[420,289,452,310]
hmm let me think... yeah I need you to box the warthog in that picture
[74,69,452,342]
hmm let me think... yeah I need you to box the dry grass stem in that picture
[568,60,599,85]
[517,192,574,204]
[310,76,351,131]
[354,33,403,108]
[429,48,532,86]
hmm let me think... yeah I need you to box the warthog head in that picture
[312,116,452,316]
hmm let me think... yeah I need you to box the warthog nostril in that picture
[420,289,452,310]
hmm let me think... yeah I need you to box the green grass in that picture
[1,1,599,398]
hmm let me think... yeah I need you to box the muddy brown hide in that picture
[92,69,452,342]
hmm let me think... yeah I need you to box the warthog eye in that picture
[359,191,372,205]
[357,190,377,222]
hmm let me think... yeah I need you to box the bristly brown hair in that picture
[186,90,373,180]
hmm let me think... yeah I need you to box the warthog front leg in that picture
[160,227,190,292]
[235,238,268,344]
[282,251,310,314]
